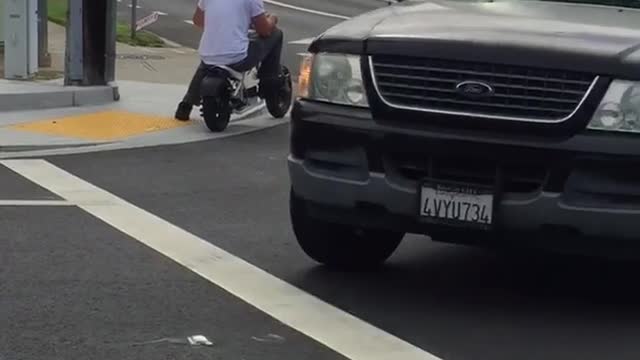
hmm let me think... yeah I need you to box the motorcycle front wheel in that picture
[265,66,292,119]
[201,96,231,132]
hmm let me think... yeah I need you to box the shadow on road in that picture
[290,242,640,360]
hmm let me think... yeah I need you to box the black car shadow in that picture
[287,238,640,360]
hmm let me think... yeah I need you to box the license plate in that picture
[420,182,494,226]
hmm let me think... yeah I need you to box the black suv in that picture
[288,0,640,268]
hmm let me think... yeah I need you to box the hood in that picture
[313,0,640,78]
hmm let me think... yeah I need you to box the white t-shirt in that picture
[197,0,265,65]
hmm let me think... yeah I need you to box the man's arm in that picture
[193,6,205,28]
[250,0,277,38]
[252,13,278,37]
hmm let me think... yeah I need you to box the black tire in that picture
[290,189,404,270]
[265,66,293,119]
[201,96,231,132]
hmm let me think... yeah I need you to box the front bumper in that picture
[289,100,640,247]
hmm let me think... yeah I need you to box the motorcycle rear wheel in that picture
[201,96,231,132]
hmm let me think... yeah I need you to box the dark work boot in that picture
[175,101,193,121]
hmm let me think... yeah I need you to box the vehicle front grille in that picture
[370,55,597,122]
[388,153,548,194]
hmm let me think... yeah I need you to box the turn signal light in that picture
[297,53,314,98]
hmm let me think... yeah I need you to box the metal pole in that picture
[131,0,137,39]
[105,0,117,83]
[37,0,51,67]
[65,0,83,85]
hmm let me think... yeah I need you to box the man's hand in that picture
[192,6,204,28]
[266,12,279,25]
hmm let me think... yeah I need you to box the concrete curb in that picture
[0,82,120,112]
[153,34,184,48]
[0,113,289,159]
[0,101,270,157]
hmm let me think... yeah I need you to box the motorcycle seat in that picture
[213,65,244,81]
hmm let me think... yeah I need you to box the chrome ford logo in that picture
[456,81,494,99]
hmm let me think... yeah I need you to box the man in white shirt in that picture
[175,0,283,121]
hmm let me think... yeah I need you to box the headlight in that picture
[297,53,368,107]
[588,80,640,133]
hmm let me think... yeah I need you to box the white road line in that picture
[184,20,194,25]
[264,0,350,20]
[155,11,169,16]
[2,159,441,360]
[289,37,315,45]
[0,200,73,206]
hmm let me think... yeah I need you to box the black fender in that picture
[200,68,230,98]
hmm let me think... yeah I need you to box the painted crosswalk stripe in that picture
[1,159,442,360]
[0,200,73,206]
[264,0,350,19]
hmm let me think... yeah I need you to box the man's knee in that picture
[270,28,283,43]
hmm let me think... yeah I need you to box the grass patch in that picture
[116,24,165,47]
[47,0,165,47]
[35,70,65,80]
[47,0,68,26]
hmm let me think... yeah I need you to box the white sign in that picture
[136,11,160,31]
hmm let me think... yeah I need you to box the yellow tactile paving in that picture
[11,111,189,141]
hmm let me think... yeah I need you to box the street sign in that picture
[136,11,159,31]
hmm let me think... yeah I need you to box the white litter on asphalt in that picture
[187,335,214,346]
[131,335,213,347]
[252,333,286,344]
[1,159,442,360]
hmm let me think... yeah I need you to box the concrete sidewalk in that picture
[0,23,289,158]
[0,80,285,158]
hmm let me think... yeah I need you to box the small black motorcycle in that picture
[199,49,292,132]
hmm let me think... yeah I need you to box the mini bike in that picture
[199,58,292,132]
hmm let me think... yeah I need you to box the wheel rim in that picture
[276,76,292,112]
[277,67,292,107]
[201,97,230,131]
[278,83,291,110]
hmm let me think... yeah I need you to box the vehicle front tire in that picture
[290,189,404,270]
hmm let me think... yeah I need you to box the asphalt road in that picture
[1,206,340,360]
[4,126,640,360]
